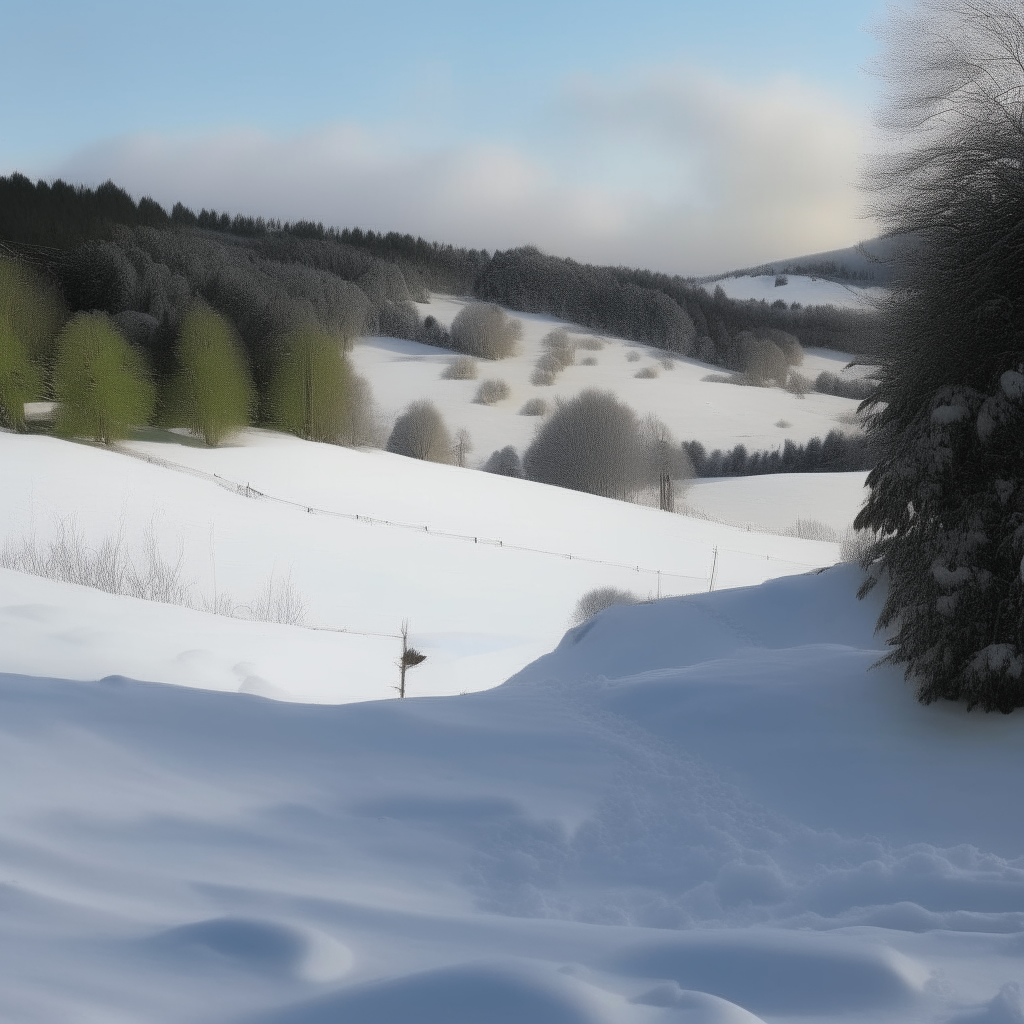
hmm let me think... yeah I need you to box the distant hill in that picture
[722,237,903,285]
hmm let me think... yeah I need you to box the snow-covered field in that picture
[0,430,845,702]
[349,297,871,464]
[4,552,1024,1023]
[702,273,885,310]
[6,300,1021,1024]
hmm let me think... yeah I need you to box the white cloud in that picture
[49,67,873,276]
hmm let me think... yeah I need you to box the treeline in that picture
[683,429,877,478]
[0,173,881,376]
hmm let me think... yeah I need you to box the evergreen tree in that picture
[53,312,155,443]
[170,306,254,446]
[855,1,1024,711]
[271,324,351,443]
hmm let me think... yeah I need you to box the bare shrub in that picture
[474,378,511,405]
[702,373,741,384]
[625,351,641,362]
[782,518,840,542]
[452,427,473,467]
[530,364,557,386]
[635,366,660,379]
[570,586,639,627]
[244,571,306,626]
[581,357,598,366]
[449,303,521,359]
[785,371,813,398]
[840,525,878,563]
[386,400,452,463]
[1,519,190,604]
[520,397,548,416]
[442,355,479,380]
[577,336,605,351]
[482,446,523,477]
[1,519,306,624]
[660,359,675,371]
[776,419,792,428]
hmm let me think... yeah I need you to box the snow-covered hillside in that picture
[3,562,1024,1024]
[0,430,848,701]
[349,297,871,464]
[702,273,885,310]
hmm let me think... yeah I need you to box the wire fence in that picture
[122,446,835,599]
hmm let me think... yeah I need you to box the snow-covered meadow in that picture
[4,297,1024,1024]
[350,295,872,466]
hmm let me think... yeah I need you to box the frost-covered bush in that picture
[524,390,690,502]
[785,371,813,398]
[386,399,452,463]
[635,366,659,379]
[418,314,452,350]
[738,332,789,387]
[449,303,521,359]
[625,351,641,363]
[442,355,478,380]
[816,370,875,401]
[520,397,547,416]
[577,336,605,351]
[530,364,557,386]
[482,445,523,478]
[541,328,576,370]
[581,357,598,366]
[569,587,638,627]
[474,378,511,405]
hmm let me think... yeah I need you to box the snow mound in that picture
[631,984,766,1023]
[246,961,625,1024]
[601,931,928,1014]
[144,916,352,982]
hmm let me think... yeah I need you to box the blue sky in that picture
[1,0,891,274]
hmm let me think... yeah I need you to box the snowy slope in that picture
[702,273,885,310]
[0,430,843,702]
[2,564,1024,1024]
[686,471,869,533]
[349,298,871,463]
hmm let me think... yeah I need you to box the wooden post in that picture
[397,619,427,698]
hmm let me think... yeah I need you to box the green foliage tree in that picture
[170,306,254,446]
[0,260,65,430]
[272,324,351,442]
[855,1,1024,711]
[53,312,155,443]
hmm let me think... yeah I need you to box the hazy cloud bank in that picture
[50,67,872,276]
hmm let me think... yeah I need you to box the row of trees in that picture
[0,261,371,447]
[0,173,879,386]
[683,430,877,479]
